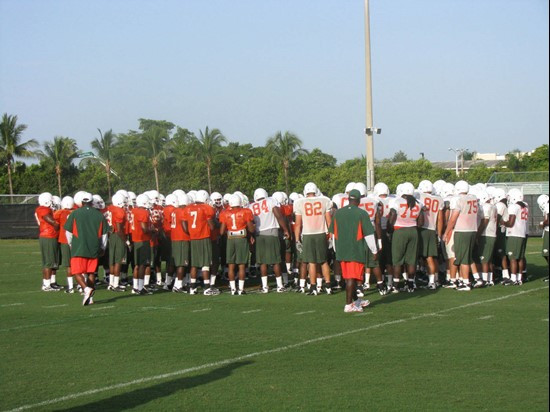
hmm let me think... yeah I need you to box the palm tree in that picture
[91,129,117,199]
[38,136,79,197]
[266,131,308,193]
[193,126,227,193]
[141,126,169,192]
[0,114,38,201]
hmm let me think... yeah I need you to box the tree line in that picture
[1,113,548,201]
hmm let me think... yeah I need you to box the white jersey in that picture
[294,196,332,235]
[358,196,380,223]
[377,197,391,230]
[495,201,509,235]
[332,193,349,210]
[389,197,421,228]
[450,194,478,232]
[506,203,528,238]
[481,202,498,238]
[249,197,280,233]
[419,193,443,231]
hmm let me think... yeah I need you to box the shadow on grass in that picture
[54,360,253,411]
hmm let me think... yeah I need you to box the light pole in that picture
[448,148,467,177]
[364,0,380,192]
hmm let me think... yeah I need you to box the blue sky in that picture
[0,0,548,162]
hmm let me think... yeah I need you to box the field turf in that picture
[0,239,548,411]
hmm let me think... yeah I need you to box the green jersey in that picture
[329,204,374,262]
[64,206,109,258]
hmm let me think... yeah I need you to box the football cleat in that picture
[427,283,437,290]
[344,303,363,313]
[42,285,60,292]
[82,288,95,305]
[473,280,485,288]
[297,287,306,294]
[230,289,237,296]
[486,281,495,287]
[456,282,471,291]
[354,298,370,308]
[406,281,416,293]
[189,287,198,295]
[377,283,387,295]
[131,288,141,295]
[501,278,514,286]
[514,281,523,286]
[442,280,457,289]
[307,288,318,296]
[50,283,62,290]
[325,287,333,295]
[260,286,269,294]
[172,287,186,293]
[238,289,247,295]
[356,288,364,298]
[276,287,287,293]
[142,287,154,295]
[387,285,399,294]
[64,287,75,294]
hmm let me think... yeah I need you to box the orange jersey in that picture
[183,203,215,240]
[130,207,152,242]
[171,207,190,241]
[151,205,164,229]
[35,206,58,238]
[163,205,175,234]
[219,207,254,233]
[282,204,293,218]
[105,205,127,233]
[54,209,72,243]
[125,207,133,235]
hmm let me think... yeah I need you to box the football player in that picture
[249,188,291,293]
[501,189,529,285]
[130,194,155,295]
[161,194,178,287]
[474,190,498,287]
[537,194,549,274]
[35,192,61,291]
[219,194,256,295]
[54,196,75,292]
[105,193,128,292]
[169,192,190,293]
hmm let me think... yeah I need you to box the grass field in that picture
[0,239,548,411]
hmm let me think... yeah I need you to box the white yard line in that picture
[3,286,548,412]
[191,308,211,313]
[42,304,68,309]
[478,315,494,320]
[241,309,262,314]
[1,303,24,308]
[90,306,115,311]
[295,310,316,315]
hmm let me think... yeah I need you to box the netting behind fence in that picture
[0,204,39,238]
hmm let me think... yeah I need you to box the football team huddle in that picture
[34,179,549,311]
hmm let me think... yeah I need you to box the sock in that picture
[144,274,150,286]
[446,272,451,281]
[402,273,408,281]
[316,278,323,289]
[113,276,119,287]
[511,273,517,282]
[204,279,211,288]
[299,278,306,288]
[156,272,162,282]
[109,274,114,286]
[51,274,56,284]
[428,274,435,284]
[482,273,488,281]
[463,278,470,285]
[190,278,197,289]
[473,272,480,280]
[210,275,217,286]
[286,262,292,273]
[517,273,522,282]
[138,278,144,290]
[387,275,393,286]
[502,269,510,279]
[488,272,493,282]
[175,279,183,289]
[261,276,268,288]
[239,280,245,291]
[165,275,173,287]
[84,274,88,283]
[43,278,50,288]
[282,273,288,285]
[185,273,190,285]
[335,274,341,282]
[276,276,283,288]
[229,280,236,290]
[67,276,74,289]
[133,278,139,289]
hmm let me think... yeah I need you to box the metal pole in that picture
[364,0,375,191]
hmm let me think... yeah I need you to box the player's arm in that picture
[477,217,488,239]
[44,214,59,230]
[501,214,516,228]
[443,210,459,243]
[324,211,332,236]
[219,222,227,236]
[387,209,396,232]
[273,206,290,238]
[294,213,303,242]
[436,209,444,238]
[246,220,256,235]
[207,218,215,232]
[116,222,126,242]
[416,208,425,228]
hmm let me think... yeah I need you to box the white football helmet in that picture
[508,188,524,205]
[177,192,190,206]
[172,189,185,198]
[195,190,209,203]
[111,193,126,208]
[537,194,548,211]
[477,190,491,204]
[242,195,250,207]
[223,193,232,205]
[92,194,105,209]
[115,189,129,199]
[127,191,137,206]
[273,191,286,205]
[353,182,368,197]
[454,180,469,195]
[440,183,456,199]
[210,192,223,207]
[157,194,165,206]
[289,192,300,204]
[38,192,53,208]
[147,190,160,204]
[165,194,179,208]
[433,180,446,195]
[51,196,61,210]
[136,194,151,208]
[401,182,415,196]
[303,182,318,196]
[61,196,74,210]
[254,188,268,202]
[373,182,389,197]
[418,180,433,194]
[229,194,242,208]
[395,184,404,198]
[74,191,92,207]
[345,182,356,194]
